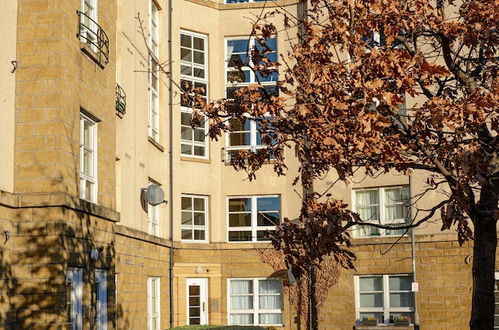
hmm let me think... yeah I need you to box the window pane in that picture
[389,312,414,323]
[189,307,200,317]
[231,280,252,294]
[229,313,253,325]
[194,128,205,142]
[359,276,382,291]
[194,230,205,240]
[229,198,251,212]
[182,229,192,239]
[193,68,205,78]
[389,276,412,291]
[229,213,251,227]
[182,197,192,210]
[257,230,272,241]
[231,296,253,309]
[181,211,192,225]
[181,126,193,140]
[193,213,205,225]
[257,212,279,226]
[229,231,252,241]
[390,292,413,308]
[259,280,281,294]
[193,51,204,65]
[181,144,192,154]
[360,312,384,323]
[227,40,248,53]
[193,37,204,50]
[359,293,383,308]
[193,198,205,211]
[229,133,251,146]
[181,34,191,47]
[181,112,192,125]
[257,197,279,211]
[259,295,281,309]
[181,48,192,62]
[181,65,192,76]
[193,146,205,156]
[259,313,282,325]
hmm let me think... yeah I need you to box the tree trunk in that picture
[469,198,497,329]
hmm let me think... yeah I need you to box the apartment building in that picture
[0,0,497,329]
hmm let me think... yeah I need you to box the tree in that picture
[191,0,498,329]
[259,247,340,328]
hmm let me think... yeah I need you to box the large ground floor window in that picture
[228,278,283,326]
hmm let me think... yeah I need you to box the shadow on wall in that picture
[0,205,130,329]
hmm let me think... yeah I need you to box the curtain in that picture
[230,313,253,325]
[259,313,282,324]
[231,280,253,310]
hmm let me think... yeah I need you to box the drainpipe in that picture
[168,0,174,327]
[409,174,420,329]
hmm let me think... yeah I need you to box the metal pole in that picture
[409,175,420,329]
[168,0,174,327]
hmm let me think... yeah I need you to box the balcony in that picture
[76,10,109,68]
[116,83,126,117]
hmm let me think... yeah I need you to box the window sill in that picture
[148,137,165,152]
[180,156,210,163]
[355,325,413,329]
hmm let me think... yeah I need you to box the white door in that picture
[186,278,208,325]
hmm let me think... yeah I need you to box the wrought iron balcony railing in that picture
[76,10,109,67]
[116,83,126,117]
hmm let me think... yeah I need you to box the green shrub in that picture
[171,326,267,330]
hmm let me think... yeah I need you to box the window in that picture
[95,270,107,330]
[80,0,98,46]
[67,268,83,330]
[181,195,208,242]
[80,113,97,203]
[148,1,160,141]
[147,277,160,330]
[228,278,283,326]
[147,180,160,236]
[353,186,409,237]
[225,37,277,157]
[355,274,414,324]
[180,31,208,158]
[228,196,280,242]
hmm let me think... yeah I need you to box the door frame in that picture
[186,278,209,325]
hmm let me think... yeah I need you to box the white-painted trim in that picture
[226,195,280,243]
[180,194,209,243]
[67,268,83,330]
[186,278,209,325]
[179,30,209,159]
[354,274,414,324]
[227,278,283,326]
[79,112,98,204]
[147,277,160,330]
[95,269,107,330]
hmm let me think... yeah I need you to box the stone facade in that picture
[0,0,496,330]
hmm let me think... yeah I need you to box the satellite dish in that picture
[145,184,165,206]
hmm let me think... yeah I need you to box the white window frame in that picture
[181,194,209,243]
[79,113,98,203]
[80,0,98,50]
[224,37,277,157]
[147,180,160,236]
[148,0,160,141]
[147,277,160,330]
[95,269,107,330]
[227,195,280,243]
[227,278,283,326]
[354,274,414,324]
[180,30,209,159]
[352,186,410,238]
[67,268,83,330]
